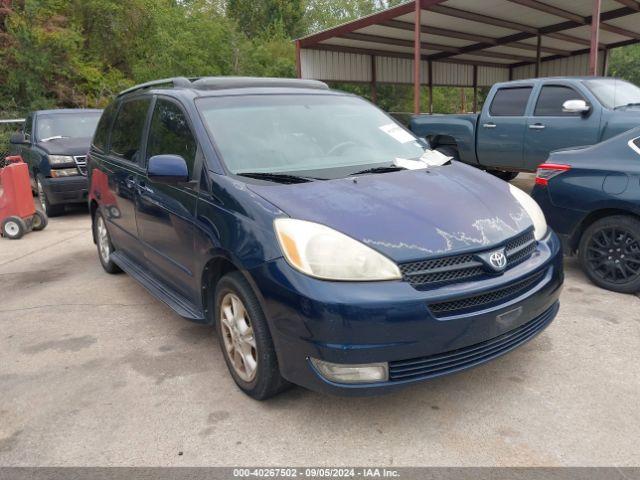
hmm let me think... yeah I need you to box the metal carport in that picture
[295,0,640,113]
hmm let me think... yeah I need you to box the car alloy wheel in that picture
[585,225,640,285]
[96,215,111,265]
[219,292,258,382]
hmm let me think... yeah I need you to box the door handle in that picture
[482,123,497,129]
[529,124,546,130]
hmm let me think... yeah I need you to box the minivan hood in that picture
[36,137,92,157]
[248,163,533,263]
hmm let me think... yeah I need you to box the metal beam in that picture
[413,0,421,114]
[614,0,640,10]
[590,0,602,76]
[380,19,570,55]
[535,34,542,76]
[429,4,538,33]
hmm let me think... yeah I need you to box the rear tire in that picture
[93,210,121,274]
[37,177,65,217]
[215,272,291,400]
[578,215,640,294]
[487,169,519,181]
[32,210,48,231]
[2,216,27,240]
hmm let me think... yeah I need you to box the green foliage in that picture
[0,0,639,120]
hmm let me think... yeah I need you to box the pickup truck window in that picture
[584,79,640,110]
[489,87,532,116]
[534,86,585,116]
[110,98,151,164]
[146,99,197,176]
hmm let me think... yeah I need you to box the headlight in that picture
[274,218,401,281]
[48,155,75,165]
[50,168,79,178]
[509,184,547,240]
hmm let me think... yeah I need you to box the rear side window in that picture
[109,98,151,163]
[535,86,586,116]
[489,87,532,116]
[146,99,197,176]
[93,102,118,152]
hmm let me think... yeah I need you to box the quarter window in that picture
[489,87,532,116]
[535,86,586,116]
[109,98,151,163]
[146,99,198,176]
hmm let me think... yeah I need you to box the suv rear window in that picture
[489,87,532,116]
[109,98,151,163]
[535,86,585,116]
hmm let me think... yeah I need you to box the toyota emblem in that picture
[489,250,507,271]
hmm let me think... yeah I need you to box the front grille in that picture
[428,269,546,317]
[399,230,536,288]
[388,304,556,381]
[74,155,87,176]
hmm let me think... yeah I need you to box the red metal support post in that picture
[472,65,478,113]
[428,60,433,114]
[295,40,302,79]
[371,56,378,104]
[413,0,422,114]
[535,34,542,77]
[589,0,602,76]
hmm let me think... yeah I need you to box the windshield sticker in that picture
[394,157,427,170]
[379,123,416,144]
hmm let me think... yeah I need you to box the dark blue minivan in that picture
[88,77,563,399]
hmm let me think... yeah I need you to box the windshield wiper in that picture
[40,135,70,142]
[614,102,640,110]
[350,165,407,176]
[237,172,315,184]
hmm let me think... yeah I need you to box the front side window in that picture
[583,79,640,110]
[489,87,532,116]
[535,86,586,116]
[93,103,118,153]
[146,99,197,176]
[196,94,425,179]
[110,98,151,163]
[35,112,102,142]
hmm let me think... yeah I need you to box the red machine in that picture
[0,155,47,239]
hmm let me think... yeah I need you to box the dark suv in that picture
[10,109,102,216]
[88,77,562,400]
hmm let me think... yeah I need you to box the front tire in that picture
[2,216,27,240]
[215,272,290,400]
[487,169,519,181]
[578,215,640,294]
[37,177,65,217]
[93,211,121,274]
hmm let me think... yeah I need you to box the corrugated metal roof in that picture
[297,0,640,89]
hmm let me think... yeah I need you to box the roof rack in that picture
[117,77,196,97]
[118,76,329,97]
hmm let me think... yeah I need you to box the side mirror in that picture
[562,99,590,114]
[9,132,27,145]
[147,154,189,184]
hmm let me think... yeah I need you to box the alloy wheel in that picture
[220,293,258,382]
[96,215,111,264]
[586,226,640,285]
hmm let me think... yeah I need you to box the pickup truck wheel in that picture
[37,177,65,217]
[434,146,459,161]
[215,272,291,400]
[578,215,640,294]
[487,170,519,182]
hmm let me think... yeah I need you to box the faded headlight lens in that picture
[50,168,80,178]
[274,218,401,281]
[48,155,74,165]
[509,184,548,240]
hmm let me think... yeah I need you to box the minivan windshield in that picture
[583,79,640,110]
[196,94,426,179]
[36,112,102,142]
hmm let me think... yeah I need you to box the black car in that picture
[532,127,640,293]
[10,109,103,216]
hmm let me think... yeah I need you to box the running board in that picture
[111,251,205,322]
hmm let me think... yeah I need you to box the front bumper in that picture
[42,176,88,205]
[249,231,563,396]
